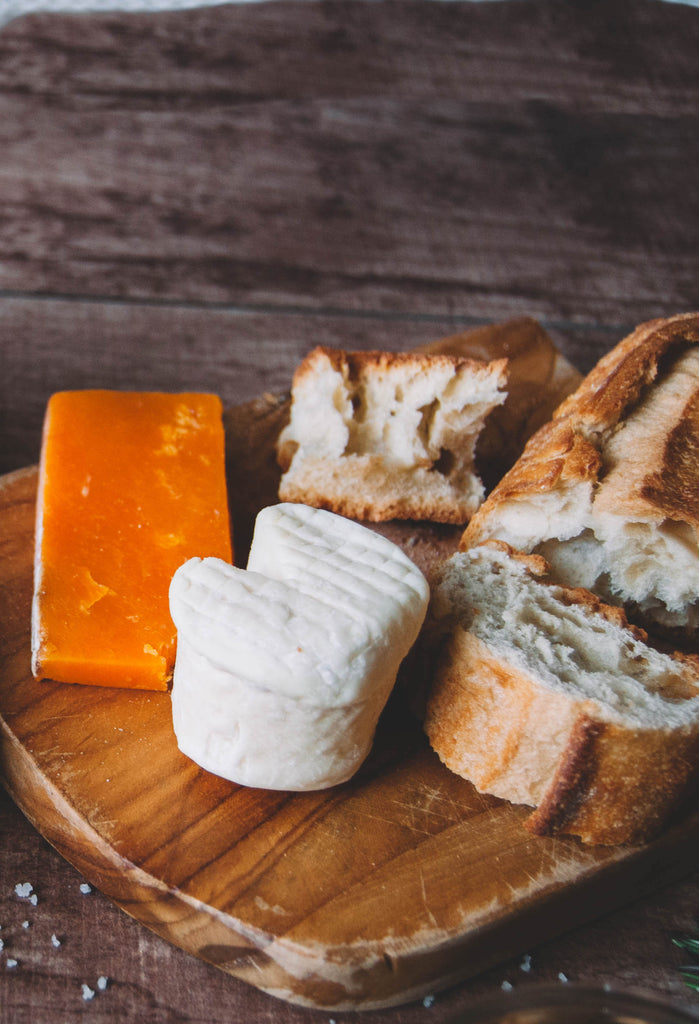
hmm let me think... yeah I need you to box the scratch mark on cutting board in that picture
[419,869,439,929]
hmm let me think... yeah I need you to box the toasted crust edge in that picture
[462,312,699,549]
[424,541,699,846]
[277,345,509,523]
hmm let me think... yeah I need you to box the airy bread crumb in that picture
[462,313,699,641]
[425,541,699,846]
[277,346,508,523]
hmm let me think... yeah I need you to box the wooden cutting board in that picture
[1,390,698,1012]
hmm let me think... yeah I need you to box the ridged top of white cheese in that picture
[169,503,429,706]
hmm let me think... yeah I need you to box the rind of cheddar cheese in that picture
[32,390,232,691]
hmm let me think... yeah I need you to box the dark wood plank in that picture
[0,295,618,476]
[0,0,697,323]
[1,1,698,1020]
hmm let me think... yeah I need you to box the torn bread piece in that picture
[461,313,699,641]
[424,541,699,846]
[276,346,508,524]
[169,504,429,791]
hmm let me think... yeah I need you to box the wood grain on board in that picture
[1,381,698,1009]
[0,0,698,1018]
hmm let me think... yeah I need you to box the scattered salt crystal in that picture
[79,883,92,895]
[558,972,569,984]
[97,976,108,991]
[14,883,33,899]
[501,980,513,992]
[21,921,29,930]
[81,983,95,1001]
[29,894,38,906]
[423,993,436,1007]
[520,954,532,972]
[6,959,18,970]
[51,934,61,948]
[0,938,4,952]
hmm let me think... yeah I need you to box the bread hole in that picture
[349,387,368,424]
[417,398,439,448]
[431,448,455,477]
[343,388,367,455]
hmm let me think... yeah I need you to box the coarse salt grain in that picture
[79,883,92,895]
[520,954,532,972]
[501,980,513,992]
[51,934,61,948]
[81,983,95,1001]
[14,883,33,899]
[423,994,436,1007]
[6,959,18,970]
[97,976,108,991]
[558,972,569,984]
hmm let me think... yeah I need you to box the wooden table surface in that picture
[0,0,698,1021]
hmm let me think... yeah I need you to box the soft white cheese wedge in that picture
[169,504,429,790]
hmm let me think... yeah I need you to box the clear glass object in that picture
[445,984,699,1024]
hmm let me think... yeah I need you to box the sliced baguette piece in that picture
[424,541,699,846]
[276,346,508,524]
[461,313,699,641]
[169,504,429,791]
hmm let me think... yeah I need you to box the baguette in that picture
[461,313,699,642]
[424,541,699,845]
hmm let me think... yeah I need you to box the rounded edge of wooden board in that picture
[4,694,699,1014]
[1,459,698,1011]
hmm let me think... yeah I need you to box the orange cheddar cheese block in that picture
[31,390,233,691]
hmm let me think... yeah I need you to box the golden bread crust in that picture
[424,539,699,846]
[463,312,699,549]
[277,344,509,524]
[525,716,699,845]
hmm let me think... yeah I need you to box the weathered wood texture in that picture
[0,298,599,475]
[1,781,696,1024]
[0,0,697,323]
[1,458,699,1014]
[0,322,587,1014]
[1,0,697,479]
[1,0,699,1021]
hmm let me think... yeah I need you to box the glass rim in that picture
[443,982,699,1024]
